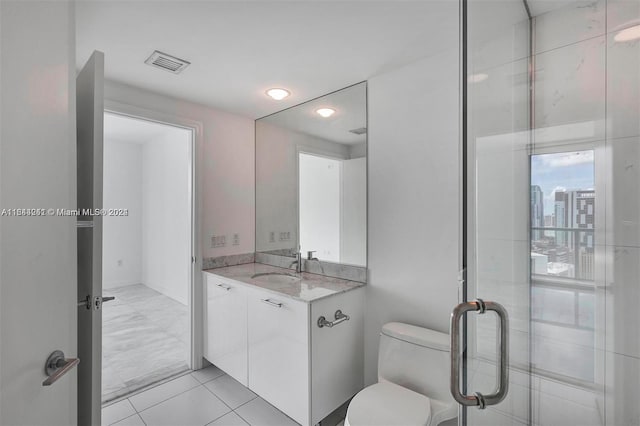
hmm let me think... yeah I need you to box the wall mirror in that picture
[255,82,367,268]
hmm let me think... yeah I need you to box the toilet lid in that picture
[346,382,431,426]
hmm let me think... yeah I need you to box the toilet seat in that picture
[345,382,432,426]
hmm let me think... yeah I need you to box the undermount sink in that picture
[251,272,300,284]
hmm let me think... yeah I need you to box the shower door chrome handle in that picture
[450,299,509,409]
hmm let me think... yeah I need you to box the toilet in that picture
[345,322,457,426]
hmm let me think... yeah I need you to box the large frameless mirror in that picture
[255,82,367,269]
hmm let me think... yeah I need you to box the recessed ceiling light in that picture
[468,73,488,83]
[316,108,335,118]
[614,24,640,42]
[266,88,290,100]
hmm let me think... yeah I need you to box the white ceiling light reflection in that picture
[316,108,335,118]
[266,88,290,100]
[614,24,640,42]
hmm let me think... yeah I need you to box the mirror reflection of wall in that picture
[255,82,367,268]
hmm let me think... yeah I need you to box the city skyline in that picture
[531,150,595,218]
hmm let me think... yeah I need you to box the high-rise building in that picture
[554,191,568,244]
[554,190,595,244]
[531,185,544,240]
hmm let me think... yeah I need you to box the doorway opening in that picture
[101,112,194,403]
[298,151,366,266]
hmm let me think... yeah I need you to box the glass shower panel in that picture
[528,1,607,424]
[466,0,640,424]
[604,0,640,424]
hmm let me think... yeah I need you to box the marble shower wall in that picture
[530,2,607,424]
[603,1,640,425]
[469,0,639,424]
[530,0,640,424]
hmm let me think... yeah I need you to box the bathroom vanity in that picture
[203,263,365,426]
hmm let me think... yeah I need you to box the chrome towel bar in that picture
[318,310,350,328]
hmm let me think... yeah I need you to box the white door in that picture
[76,51,105,426]
[0,1,78,424]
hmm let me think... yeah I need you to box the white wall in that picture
[103,80,255,259]
[366,48,460,384]
[0,1,77,424]
[341,157,366,266]
[142,130,191,305]
[299,153,341,262]
[103,140,143,289]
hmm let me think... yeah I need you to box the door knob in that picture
[42,350,80,386]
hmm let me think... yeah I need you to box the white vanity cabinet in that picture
[247,289,309,424]
[202,267,365,426]
[203,273,248,385]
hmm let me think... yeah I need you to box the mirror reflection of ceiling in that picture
[259,83,366,145]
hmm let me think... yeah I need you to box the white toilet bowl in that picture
[345,322,457,426]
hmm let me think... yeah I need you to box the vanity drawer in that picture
[203,272,248,385]
[247,288,309,425]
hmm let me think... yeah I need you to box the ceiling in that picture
[76,1,458,119]
[104,112,191,144]
[259,82,366,145]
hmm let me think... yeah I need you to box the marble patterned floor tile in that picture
[102,284,190,403]
[107,283,162,304]
[103,303,137,323]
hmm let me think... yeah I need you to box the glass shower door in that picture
[462,0,640,424]
[459,0,533,424]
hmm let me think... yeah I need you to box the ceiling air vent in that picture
[349,127,367,135]
[144,50,190,74]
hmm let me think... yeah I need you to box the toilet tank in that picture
[377,322,452,404]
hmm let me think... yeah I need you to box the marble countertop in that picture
[203,263,365,303]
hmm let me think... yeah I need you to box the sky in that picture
[531,150,595,216]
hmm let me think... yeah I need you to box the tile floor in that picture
[102,365,304,426]
[103,284,190,403]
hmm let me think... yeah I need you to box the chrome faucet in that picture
[289,251,303,273]
[306,251,325,274]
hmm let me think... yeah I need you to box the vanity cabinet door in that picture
[204,273,248,385]
[247,289,309,426]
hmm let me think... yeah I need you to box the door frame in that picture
[103,99,205,371]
